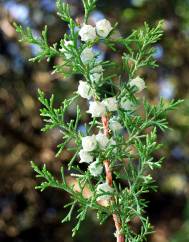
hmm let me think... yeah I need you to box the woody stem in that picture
[101,115,125,242]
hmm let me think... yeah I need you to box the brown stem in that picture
[113,214,125,242]
[101,115,125,242]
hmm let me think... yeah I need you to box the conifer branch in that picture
[15,1,183,241]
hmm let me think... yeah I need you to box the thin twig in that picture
[101,115,125,242]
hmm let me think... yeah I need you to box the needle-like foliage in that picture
[15,1,182,241]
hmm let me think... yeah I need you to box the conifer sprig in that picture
[15,0,182,241]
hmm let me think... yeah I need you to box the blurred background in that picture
[0,0,189,241]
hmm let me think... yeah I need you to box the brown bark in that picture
[101,116,125,242]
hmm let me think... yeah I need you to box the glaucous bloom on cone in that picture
[96,132,109,149]
[80,48,95,64]
[129,76,146,92]
[90,65,104,83]
[96,182,114,201]
[90,72,103,83]
[96,19,113,38]
[79,24,96,42]
[77,81,93,99]
[60,40,73,59]
[91,65,104,73]
[79,149,93,163]
[82,135,97,152]
[109,138,116,146]
[109,119,123,132]
[102,97,118,112]
[120,99,135,110]
[87,101,106,117]
[88,161,103,177]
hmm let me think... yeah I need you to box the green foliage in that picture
[121,21,164,79]
[82,0,97,23]
[38,89,82,165]
[15,0,182,241]
[31,161,110,236]
[143,98,183,131]
[56,0,71,23]
[14,24,58,62]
